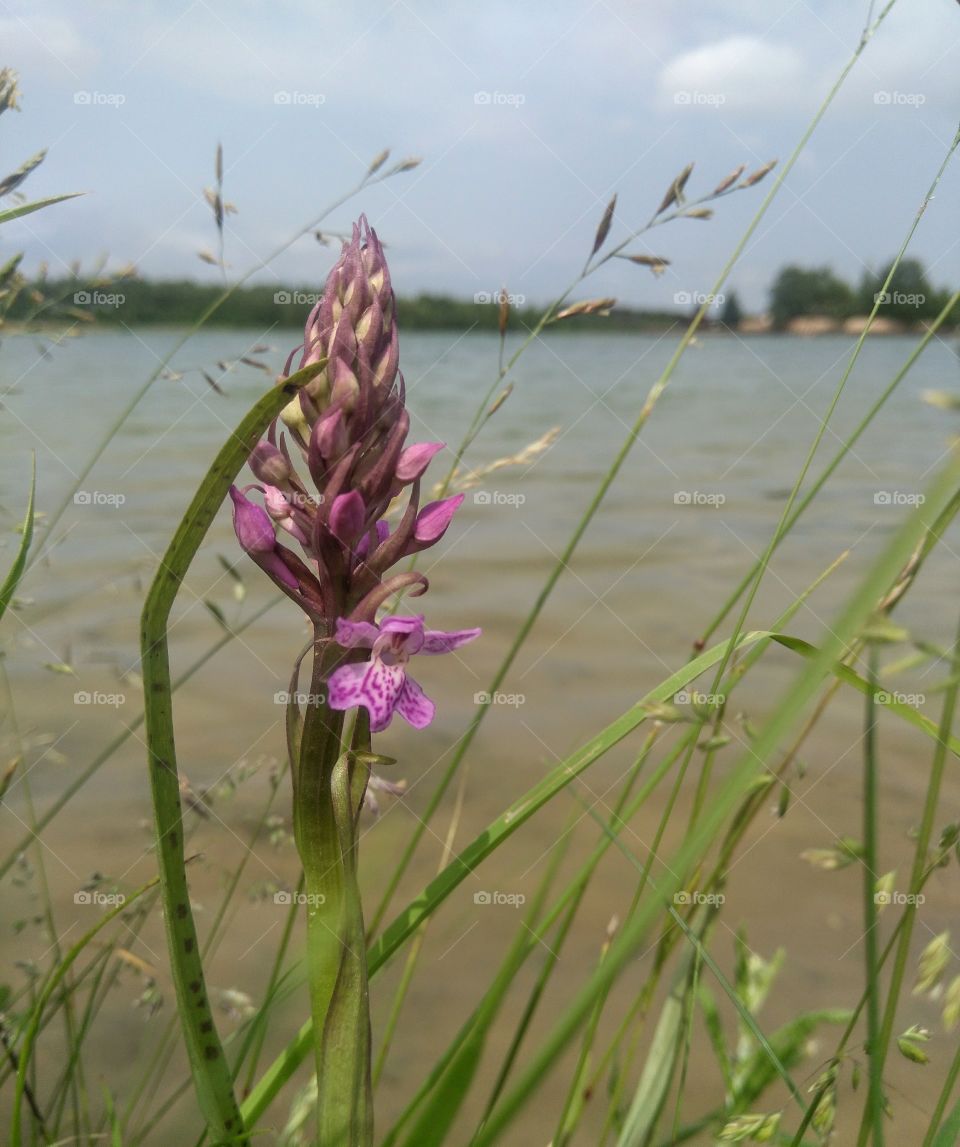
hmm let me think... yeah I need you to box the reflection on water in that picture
[2,330,958,1142]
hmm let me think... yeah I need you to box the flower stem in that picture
[294,641,372,1147]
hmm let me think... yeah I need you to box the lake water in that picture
[2,328,958,1143]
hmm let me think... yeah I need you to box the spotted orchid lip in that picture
[328,616,482,731]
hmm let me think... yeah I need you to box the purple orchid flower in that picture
[327,615,481,732]
[229,217,470,628]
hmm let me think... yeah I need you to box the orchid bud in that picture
[329,491,367,546]
[413,494,464,545]
[279,395,311,440]
[295,216,398,429]
[250,441,292,486]
[229,486,276,554]
[396,441,445,484]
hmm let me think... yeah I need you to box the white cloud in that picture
[658,35,810,113]
[0,15,99,82]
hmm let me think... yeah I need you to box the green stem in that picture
[861,649,885,1147]
[294,644,371,1147]
[923,1039,960,1147]
[863,609,960,1143]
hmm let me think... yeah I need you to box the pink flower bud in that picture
[329,491,367,545]
[396,441,445,484]
[229,486,276,554]
[249,441,291,486]
[413,494,464,545]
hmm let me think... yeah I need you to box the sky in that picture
[3,0,960,312]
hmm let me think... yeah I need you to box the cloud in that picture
[658,35,810,113]
[0,15,98,82]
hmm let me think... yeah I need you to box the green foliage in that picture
[720,289,744,328]
[770,256,955,329]
[0,457,34,623]
[858,256,951,321]
[769,264,856,327]
[5,278,681,332]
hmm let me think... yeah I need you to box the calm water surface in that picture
[1,329,958,1143]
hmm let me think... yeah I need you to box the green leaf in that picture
[0,193,81,226]
[140,361,324,1147]
[931,1092,960,1147]
[0,457,35,623]
[11,877,157,1145]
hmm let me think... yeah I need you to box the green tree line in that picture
[6,278,678,333]
[768,258,954,327]
[8,257,955,334]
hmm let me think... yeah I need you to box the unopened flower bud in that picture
[413,494,464,545]
[250,441,292,486]
[229,486,276,554]
[396,441,445,484]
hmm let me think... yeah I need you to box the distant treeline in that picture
[768,257,956,327]
[11,257,957,334]
[9,278,681,333]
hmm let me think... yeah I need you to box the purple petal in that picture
[394,674,435,729]
[229,486,276,554]
[328,658,405,732]
[327,662,367,710]
[261,485,290,520]
[356,520,390,559]
[260,550,300,591]
[330,357,359,408]
[249,441,291,486]
[335,617,380,649]
[396,441,445,483]
[379,615,425,655]
[315,408,347,461]
[421,626,483,655]
[414,494,464,544]
[329,491,366,544]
